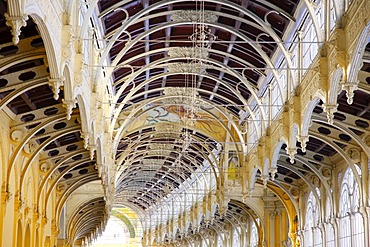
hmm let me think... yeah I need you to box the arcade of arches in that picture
[1,0,370,246]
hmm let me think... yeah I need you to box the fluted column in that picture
[277,210,282,247]
[269,211,276,247]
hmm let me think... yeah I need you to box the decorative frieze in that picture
[155,123,182,138]
[148,143,174,156]
[171,10,218,23]
[142,159,165,169]
[163,87,200,106]
[168,47,209,59]
[167,63,207,75]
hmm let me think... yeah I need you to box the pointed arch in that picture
[338,165,364,246]
[249,167,262,191]
[303,191,322,247]
[346,22,370,89]
[24,10,61,79]
[300,95,325,151]
[75,91,90,135]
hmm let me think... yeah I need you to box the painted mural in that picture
[126,103,228,142]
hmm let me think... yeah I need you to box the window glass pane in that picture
[233,229,240,246]
[339,167,364,246]
[326,223,335,247]
[250,221,258,247]
[304,192,322,246]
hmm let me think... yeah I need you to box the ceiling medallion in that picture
[167,62,207,75]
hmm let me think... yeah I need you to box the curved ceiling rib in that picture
[114,129,221,210]
[96,0,296,102]
[255,85,370,211]
[0,11,107,243]
[94,0,301,242]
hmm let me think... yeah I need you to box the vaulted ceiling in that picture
[93,2,370,239]
[2,0,370,244]
[95,0,301,211]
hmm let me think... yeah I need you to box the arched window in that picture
[339,166,364,247]
[217,233,224,247]
[325,197,335,247]
[313,0,324,29]
[201,239,208,247]
[232,228,240,246]
[250,221,258,247]
[329,0,337,31]
[304,192,322,247]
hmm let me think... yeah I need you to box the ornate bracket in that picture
[322,103,338,125]
[51,219,60,235]
[286,147,297,164]
[341,81,358,105]
[80,132,89,149]
[261,174,269,188]
[14,192,24,212]
[62,99,77,120]
[297,135,309,152]
[89,145,96,160]
[269,167,277,181]
[41,211,48,226]
[4,14,28,44]
[1,187,11,207]
[48,77,65,100]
